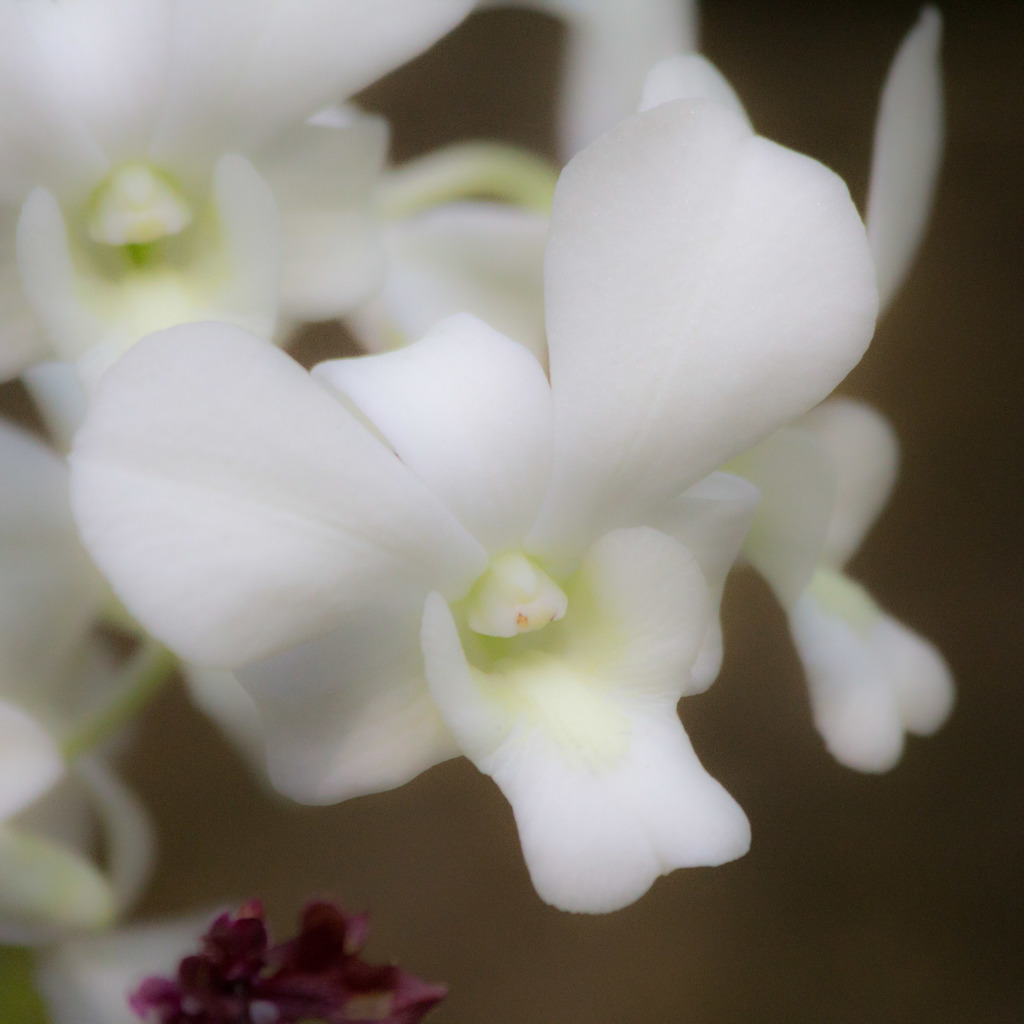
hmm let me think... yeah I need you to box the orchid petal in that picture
[349,203,549,365]
[254,107,389,322]
[316,314,552,553]
[150,0,472,174]
[532,99,878,556]
[74,758,154,914]
[0,825,115,944]
[0,2,108,205]
[237,611,457,804]
[797,398,900,567]
[0,422,107,689]
[182,666,266,773]
[70,322,486,667]
[866,7,943,311]
[37,915,207,1024]
[730,428,836,608]
[529,0,699,156]
[16,0,173,167]
[640,54,750,126]
[0,700,62,822]
[790,568,953,773]
[422,527,749,913]
[650,472,761,692]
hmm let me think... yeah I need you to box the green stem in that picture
[376,142,559,220]
[61,641,177,762]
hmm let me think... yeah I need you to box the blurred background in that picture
[98,2,1024,1020]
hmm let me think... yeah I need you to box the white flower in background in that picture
[0,0,472,387]
[71,92,877,911]
[486,0,698,157]
[639,10,950,768]
[0,423,154,943]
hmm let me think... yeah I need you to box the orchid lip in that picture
[87,163,193,247]
[464,552,568,638]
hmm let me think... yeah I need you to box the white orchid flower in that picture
[0,0,472,388]
[0,422,159,942]
[70,93,877,911]
[487,0,698,157]
[738,400,954,773]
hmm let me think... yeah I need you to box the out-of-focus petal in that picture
[37,914,207,1024]
[650,472,760,692]
[0,2,108,205]
[317,314,552,553]
[182,665,266,772]
[532,99,877,557]
[790,567,953,773]
[237,611,457,804]
[640,53,750,126]
[798,398,900,567]
[866,7,943,311]
[0,825,116,944]
[422,527,749,913]
[255,107,389,322]
[730,428,836,608]
[70,323,486,666]
[0,422,107,690]
[16,0,173,166]
[522,0,699,156]
[74,758,154,915]
[0,700,63,822]
[349,203,548,365]
[150,0,472,175]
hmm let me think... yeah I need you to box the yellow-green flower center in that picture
[88,162,193,247]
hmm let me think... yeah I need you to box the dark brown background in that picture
[122,3,1024,1021]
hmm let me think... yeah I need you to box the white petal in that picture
[0,421,107,689]
[640,54,750,126]
[349,202,549,365]
[74,758,154,914]
[37,915,208,1024]
[0,214,50,379]
[316,313,552,552]
[16,0,173,167]
[649,472,761,692]
[0,826,115,944]
[70,323,485,666]
[0,700,62,822]
[790,583,904,772]
[237,611,457,804]
[798,398,900,567]
[730,428,836,608]
[0,3,108,205]
[422,527,749,913]
[790,568,952,773]
[150,0,472,173]
[871,614,954,737]
[531,99,878,556]
[866,8,944,310]
[534,0,699,156]
[254,108,389,322]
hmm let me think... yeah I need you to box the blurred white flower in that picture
[71,92,877,911]
[0,422,154,942]
[0,0,472,386]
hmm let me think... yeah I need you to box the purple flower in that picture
[130,900,446,1024]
